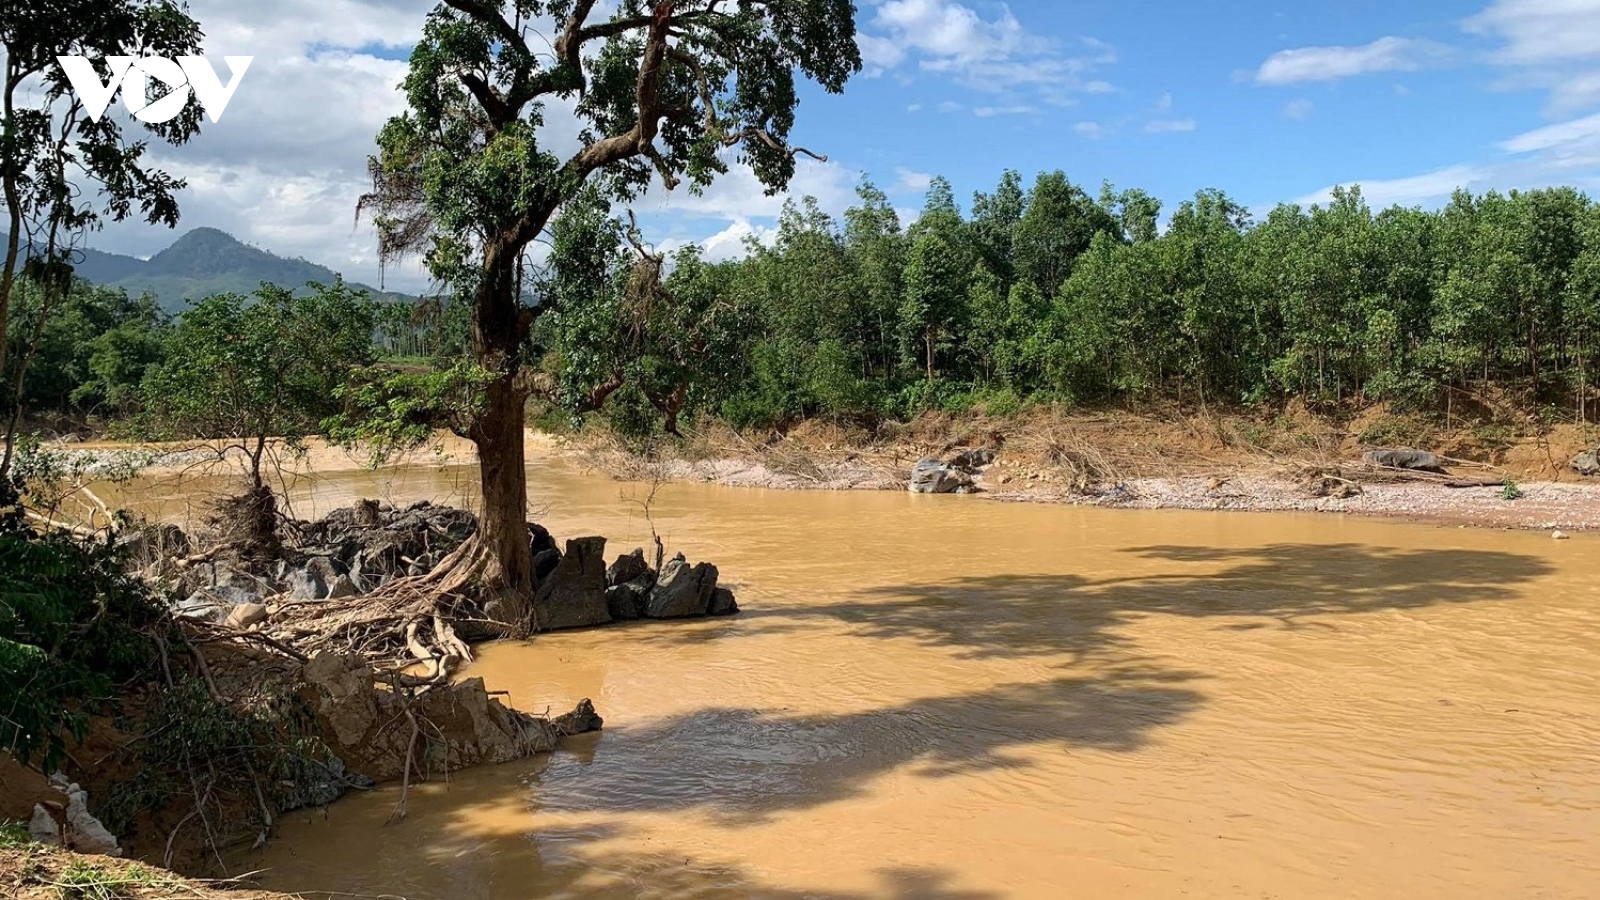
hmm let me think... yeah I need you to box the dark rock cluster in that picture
[141,500,738,630]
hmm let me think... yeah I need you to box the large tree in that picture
[361,0,861,632]
[0,0,205,476]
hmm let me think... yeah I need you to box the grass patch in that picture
[52,858,185,900]
[0,820,33,849]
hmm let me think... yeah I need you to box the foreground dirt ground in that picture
[0,844,291,900]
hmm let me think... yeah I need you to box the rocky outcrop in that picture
[647,554,721,618]
[1363,449,1447,472]
[909,457,976,494]
[147,500,739,632]
[1574,449,1600,477]
[532,537,612,630]
[297,651,602,783]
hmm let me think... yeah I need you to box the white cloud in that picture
[937,100,964,113]
[1154,92,1173,112]
[860,0,1116,105]
[973,105,1037,117]
[1283,98,1315,119]
[91,0,438,289]
[1256,37,1451,85]
[1074,121,1107,139]
[660,219,777,262]
[893,167,934,193]
[637,155,861,225]
[1501,111,1600,153]
[83,0,846,292]
[1144,118,1196,133]
[1295,164,1489,208]
[1465,0,1600,116]
[1464,0,1600,66]
[907,103,923,113]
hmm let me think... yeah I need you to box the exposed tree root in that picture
[266,536,524,681]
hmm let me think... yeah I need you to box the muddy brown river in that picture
[148,446,1599,899]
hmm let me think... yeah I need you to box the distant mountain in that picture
[7,227,413,312]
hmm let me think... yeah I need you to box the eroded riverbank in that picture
[226,449,1600,900]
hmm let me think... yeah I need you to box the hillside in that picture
[8,228,413,311]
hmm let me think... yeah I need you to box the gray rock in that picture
[117,523,189,568]
[646,555,719,619]
[909,457,975,494]
[605,579,648,621]
[1573,449,1600,477]
[533,537,612,631]
[286,567,326,600]
[948,447,997,471]
[528,522,558,557]
[708,586,740,616]
[276,755,372,813]
[224,603,269,629]
[307,555,343,583]
[1363,449,1446,472]
[533,547,563,582]
[326,575,360,600]
[607,548,650,587]
[173,591,227,622]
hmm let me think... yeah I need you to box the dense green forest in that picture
[8,175,1600,438]
[534,174,1600,434]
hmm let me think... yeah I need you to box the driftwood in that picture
[266,540,493,680]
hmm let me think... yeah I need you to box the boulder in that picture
[28,804,60,845]
[607,548,651,587]
[605,578,649,621]
[299,651,601,781]
[276,755,372,813]
[1573,449,1600,477]
[1363,449,1446,472]
[174,584,258,622]
[529,522,558,557]
[533,537,612,630]
[709,586,740,616]
[909,457,975,494]
[352,539,404,588]
[286,566,327,601]
[533,547,563,582]
[646,554,719,619]
[48,777,120,857]
[326,575,360,600]
[173,592,226,622]
[116,523,189,568]
[224,602,269,629]
[948,447,998,471]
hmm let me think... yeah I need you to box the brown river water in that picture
[130,447,1600,899]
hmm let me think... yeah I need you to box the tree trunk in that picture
[0,70,23,479]
[462,238,536,636]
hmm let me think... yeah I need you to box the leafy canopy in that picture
[363,0,862,293]
[125,283,378,484]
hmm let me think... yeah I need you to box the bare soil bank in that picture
[559,407,1600,532]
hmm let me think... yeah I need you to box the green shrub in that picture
[0,479,165,772]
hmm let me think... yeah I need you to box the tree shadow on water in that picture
[538,542,1554,824]
[528,668,1202,824]
[780,542,1557,663]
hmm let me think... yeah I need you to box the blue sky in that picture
[89,0,1600,289]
